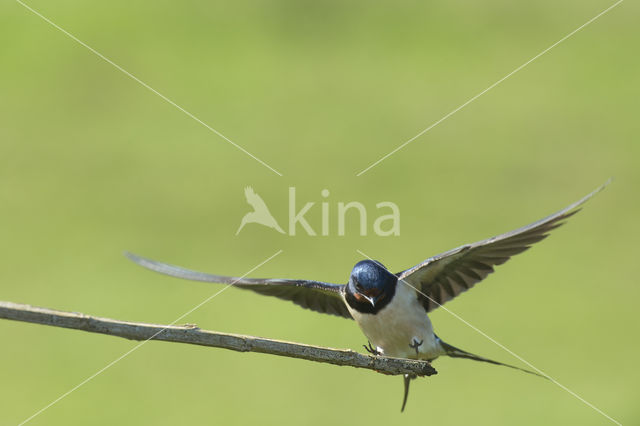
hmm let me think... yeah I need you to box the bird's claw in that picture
[363,341,381,356]
[409,338,423,356]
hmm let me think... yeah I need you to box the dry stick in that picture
[0,301,436,377]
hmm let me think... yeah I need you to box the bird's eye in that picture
[354,280,363,291]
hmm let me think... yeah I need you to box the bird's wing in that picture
[245,186,270,212]
[396,183,607,313]
[126,253,352,319]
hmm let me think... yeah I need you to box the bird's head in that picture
[346,260,397,313]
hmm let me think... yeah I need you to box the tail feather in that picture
[400,339,546,412]
[439,339,547,379]
[401,374,415,412]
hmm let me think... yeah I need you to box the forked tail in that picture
[438,339,548,378]
[401,374,415,412]
[400,340,547,412]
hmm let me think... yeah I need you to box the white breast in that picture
[346,283,442,360]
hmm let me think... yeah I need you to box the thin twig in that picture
[0,301,436,377]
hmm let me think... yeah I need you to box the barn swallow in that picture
[126,183,606,411]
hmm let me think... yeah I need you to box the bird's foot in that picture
[363,341,381,356]
[409,338,423,356]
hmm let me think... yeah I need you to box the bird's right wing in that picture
[245,186,269,212]
[126,253,353,319]
[396,182,608,312]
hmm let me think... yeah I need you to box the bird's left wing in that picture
[126,253,353,319]
[396,183,607,312]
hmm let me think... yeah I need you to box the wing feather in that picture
[397,182,608,313]
[125,253,353,319]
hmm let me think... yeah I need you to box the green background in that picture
[1,0,637,424]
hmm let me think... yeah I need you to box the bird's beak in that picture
[362,293,383,307]
[363,294,378,307]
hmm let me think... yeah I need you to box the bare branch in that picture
[0,301,436,377]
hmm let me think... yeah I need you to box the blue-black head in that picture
[345,259,398,314]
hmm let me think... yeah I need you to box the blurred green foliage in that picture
[1,0,637,425]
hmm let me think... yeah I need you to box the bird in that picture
[236,186,285,235]
[126,182,607,411]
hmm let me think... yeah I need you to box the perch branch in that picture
[0,301,436,377]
